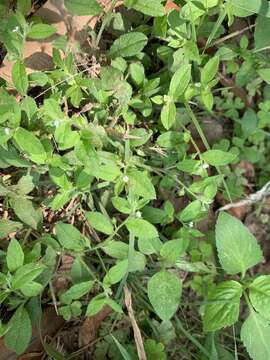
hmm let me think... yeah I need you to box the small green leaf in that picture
[124,0,164,17]
[28,24,56,39]
[103,260,128,285]
[109,32,148,58]
[169,64,191,101]
[7,239,24,272]
[11,197,42,230]
[127,168,156,200]
[126,218,158,238]
[64,0,102,15]
[4,307,32,355]
[20,281,43,297]
[201,150,237,166]
[102,241,128,259]
[148,270,182,321]
[258,68,270,84]
[12,61,28,95]
[56,222,87,251]
[86,212,113,235]
[203,280,242,332]
[12,263,45,289]
[161,101,176,130]
[86,294,122,316]
[201,56,220,84]
[14,127,47,164]
[17,0,31,15]
[111,197,131,214]
[241,310,270,360]
[160,239,187,264]
[216,212,263,276]
[0,220,22,239]
[249,275,270,320]
[178,200,204,222]
[60,281,94,305]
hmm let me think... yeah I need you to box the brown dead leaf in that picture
[124,286,146,360]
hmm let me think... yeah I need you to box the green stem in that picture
[94,0,118,49]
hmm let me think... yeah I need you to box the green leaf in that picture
[138,236,162,255]
[161,101,176,130]
[231,0,270,17]
[60,281,94,304]
[28,24,56,39]
[56,222,87,251]
[0,219,22,239]
[258,68,270,84]
[249,275,270,320]
[7,238,24,272]
[201,56,219,84]
[241,310,270,360]
[255,16,270,49]
[17,0,31,15]
[203,280,242,332]
[201,150,236,166]
[216,212,263,276]
[14,127,47,164]
[64,0,102,15]
[111,197,131,214]
[111,335,132,360]
[124,0,164,16]
[126,218,158,238]
[109,32,148,58]
[12,263,45,289]
[169,64,191,101]
[160,239,187,264]
[129,62,145,87]
[86,294,122,316]
[148,270,182,321]
[103,260,128,285]
[178,200,204,222]
[11,198,42,230]
[4,307,32,355]
[102,241,129,259]
[20,281,43,297]
[127,168,156,200]
[12,60,28,95]
[86,212,113,235]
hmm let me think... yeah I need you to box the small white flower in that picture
[12,26,19,33]
[123,175,129,183]
[188,222,194,228]
[53,119,60,127]
[202,163,209,170]
[4,128,10,135]
[136,211,142,218]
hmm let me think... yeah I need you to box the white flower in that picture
[123,175,129,183]
[188,222,194,228]
[136,211,142,218]
[12,26,19,33]
[53,119,60,127]
[202,163,209,169]
[4,128,10,135]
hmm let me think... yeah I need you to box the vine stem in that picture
[184,102,232,202]
[94,0,118,49]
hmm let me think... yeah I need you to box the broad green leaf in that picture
[129,62,145,87]
[0,219,22,239]
[169,64,191,100]
[20,281,43,297]
[109,32,148,58]
[4,307,32,355]
[12,263,45,289]
[126,218,158,238]
[56,222,87,251]
[86,294,122,316]
[178,200,204,222]
[231,0,270,17]
[160,239,187,264]
[249,275,270,320]
[0,147,31,168]
[7,238,24,272]
[102,241,129,259]
[14,127,47,164]
[28,24,56,39]
[201,56,219,84]
[64,0,102,15]
[11,197,42,230]
[201,150,236,166]
[60,281,94,304]
[161,101,176,130]
[148,270,182,321]
[17,0,31,15]
[129,251,146,272]
[124,0,165,16]
[12,60,28,95]
[111,197,131,214]
[127,168,156,200]
[86,212,113,235]
[255,16,270,49]
[216,212,263,276]
[43,343,66,360]
[103,260,128,285]
[138,236,162,255]
[258,68,270,84]
[203,280,242,332]
[241,310,270,360]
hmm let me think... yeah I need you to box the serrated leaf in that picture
[109,32,148,58]
[4,307,32,355]
[7,238,24,272]
[216,212,263,276]
[64,0,102,15]
[161,101,176,130]
[169,64,191,101]
[28,24,56,39]
[86,212,113,235]
[148,270,182,321]
[201,150,236,166]
[14,127,47,164]
[203,280,242,332]
[124,0,165,16]
[126,218,158,238]
[60,281,94,304]
[249,275,270,320]
[56,222,87,251]
[12,60,28,95]
[241,310,270,360]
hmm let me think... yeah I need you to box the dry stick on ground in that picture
[124,286,147,360]
[218,180,270,212]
